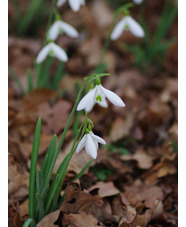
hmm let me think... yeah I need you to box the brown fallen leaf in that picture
[60,182,103,215]
[36,210,60,227]
[88,181,120,198]
[8,153,29,200]
[121,149,155,169]
[62,211,99,227]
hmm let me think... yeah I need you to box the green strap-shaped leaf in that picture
[29,118,41,223]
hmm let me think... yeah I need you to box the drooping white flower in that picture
[77,84,125,112]
[57,0,85,12]
[36,42,68,64]
[111,15,144,40]
[47,20,79,41]
[133,0,143,5]
[76,130,106,159]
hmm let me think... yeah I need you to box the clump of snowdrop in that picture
[111,15,144,40]
[57,0,85,12]
[76,126,106,159]
[47,18,79,41]
[77,76,125,112]
[36,42,68,63]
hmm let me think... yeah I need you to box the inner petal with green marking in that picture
[96,95,102,102]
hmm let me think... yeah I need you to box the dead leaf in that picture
[36,210,60,227]
[60,183,103,214]
[88,181,119,198]
[62,211,99,227]
[121,149,155,169]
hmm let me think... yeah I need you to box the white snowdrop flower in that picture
[76,130,106,159]
[48,20,79,41]
[57,0,85,12]
[36,42,68,64]
[111,15,144,40]
[133,0,143,5]
[77,83,125,113]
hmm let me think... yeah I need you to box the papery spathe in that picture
[76,131,106,159]
[48,20,79,41]
[111,15,144,40]
[77,84,125,112]
[36,42,68,64]
[57,0,85,11]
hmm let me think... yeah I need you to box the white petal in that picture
[80,0,85,5]
[101,85,125,107]
[77,88,96,111]
[111,18,127,40]
[133,0,143,4]
[69,0,81,11]
[36,44,50,63]
[50,43,68,62]
[48,21,60,41]
[57,0,66,7]
[85,134,97,159]
[97,98,108,108]
[85,98,95,113]
[91,132,106,145]
[76,134,86,153]
[126,16,144,37]
[60,21,79,38]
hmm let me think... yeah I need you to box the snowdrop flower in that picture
[111,15,144,40]
[133,0,143,4]
[77,82,125,112]
[76,130,106,159]
[57,0,85,12]
[47,20,79,41]
[36,42,68,64]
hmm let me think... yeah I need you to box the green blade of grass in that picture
[29,118,41,223]
[42,57,54,88]
[8,66,25,95]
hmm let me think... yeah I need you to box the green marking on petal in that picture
[125,24,130,29]
[96,95,102,102]
[50,50,54,54]
[59,28,63,33]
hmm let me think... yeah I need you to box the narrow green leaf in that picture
[27,70,33,92]
[23,218,35,227]
[8,66,25,95]
[51,62,65,90]
[36,169,44,195]
[36,193,45,222]
[29,118,41,221]
[42,57,54,88]
[73,159,93,181]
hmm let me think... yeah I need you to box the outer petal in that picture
[36,44,50,63]
[133,0,143,4]
[111,18,127,40]
[76,134,86,153]
[91,132,106,145]
[127,16,144,37]
[77,88,96,111]
[50,43,68,62]
[69,0,81,11]
[85,134,97,159]
[85,98,95,112]
[101,85,125,107]
[60,21,79,38]
[57,0,67,7]
[80,0,85,5]
[48,21,60,41]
